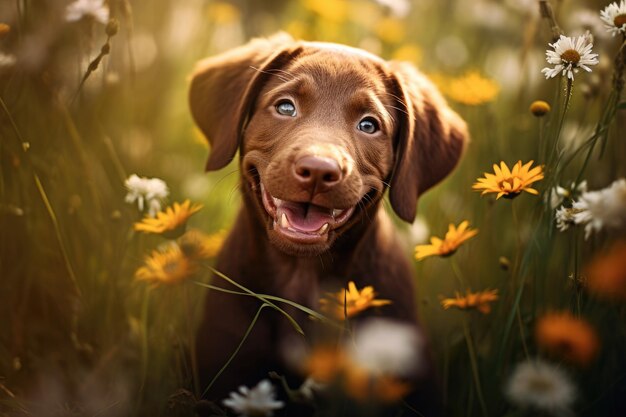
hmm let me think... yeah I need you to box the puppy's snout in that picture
[293,156,343,193]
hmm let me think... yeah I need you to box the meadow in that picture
[1,0,625,416]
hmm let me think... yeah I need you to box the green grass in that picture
[1,0,625,416]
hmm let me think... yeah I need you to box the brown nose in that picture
[293,156,342,193]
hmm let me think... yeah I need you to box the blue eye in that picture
[276,100,297,116]
[358,117,379,134]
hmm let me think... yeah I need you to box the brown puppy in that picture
[189,33,468,413]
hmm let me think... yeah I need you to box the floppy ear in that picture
[387,62,469,223]
[189,32,297,171]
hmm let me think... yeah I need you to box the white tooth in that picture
[272,196,280,207]
[332,209,342,219]
[318,223,329,234]
[280,213,289,228]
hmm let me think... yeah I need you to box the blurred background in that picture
[1,0,625,416]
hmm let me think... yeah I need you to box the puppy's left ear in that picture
[388,62,469,223]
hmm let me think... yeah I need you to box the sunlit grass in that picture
[1,0,625,416]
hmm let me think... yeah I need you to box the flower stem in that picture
[184,285,200,397]
[462,317,489,417]
[201,303,269,398]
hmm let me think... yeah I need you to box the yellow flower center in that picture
[163,260,181,276]
[614,14,626,28]
[560,49,581,64]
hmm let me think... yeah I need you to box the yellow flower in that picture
[446,71,500,106]
[134,200,203,238]
[179,229,226,259]
[472,160,544,200]
[535,311,600,367]
[135,245,195,285]
[415,221,478,260]
[441,289,499,314]
[302,0,348,23]
[206,2,240,25]
[392,44,423,65]
[374,17,405,44]
[530,100,551,117]
[319,281,391,319]
[344,366,411,404]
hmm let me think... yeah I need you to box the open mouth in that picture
[259,182,355,244]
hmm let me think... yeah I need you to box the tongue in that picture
[278,202,332,232]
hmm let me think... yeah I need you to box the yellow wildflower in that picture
[374,17,405,44]
[135,245,195,285]
[535,311,600,367]
[134,200,203,238]
[179,229,226,259]
[206,2,240,25]
[319,281,391,319]
[446,71,500,106]
[392,44,423,65]
[441,289,499,314]
[415,221,478,260]
[530,100,551,117]
[302,0,348,23]
[472,160,544,200]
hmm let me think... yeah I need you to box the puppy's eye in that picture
[275,100,297,117]
[357,117,379,134]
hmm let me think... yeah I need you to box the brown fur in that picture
[189,33,468,415]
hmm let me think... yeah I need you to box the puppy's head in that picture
[190,33,468,256]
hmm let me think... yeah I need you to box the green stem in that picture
[201,303,269,398]
[184,285,199,397]
[462,317,489,417]
[137,287,152,405]
[206,267,305,335]
[450,257,468,290]
[192,278,338,329]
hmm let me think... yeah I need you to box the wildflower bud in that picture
[530,100,551,117]
[499,256,511,271]
[0,23,10,38]
[101,42,110,55]
[88,57,101,72]
[105,19,119,37]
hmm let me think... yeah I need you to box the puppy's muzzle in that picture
[293,155,343,195]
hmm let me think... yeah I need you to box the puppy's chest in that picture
[271,262,323,309]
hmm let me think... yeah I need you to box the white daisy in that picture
[124,174,169,217]
[541,34,599,80]
[348,318,424,378]
[65,0,109,25]
[548,180,587,209]
[505,359,576,416]
[222,379,284,417]
[555,206,578,232]
[600,0,626,37]
[571,178,626,239]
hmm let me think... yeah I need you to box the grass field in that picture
[1,0,626,416]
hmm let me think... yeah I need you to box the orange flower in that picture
[303,345,346,383]
[535,311,600,367]
[473,161,544,200]
[319,281,391,319]
[441,289,499,314]
[585,240,626,301]
[415,221,478,260]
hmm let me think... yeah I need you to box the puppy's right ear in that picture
[189,33,296,171]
